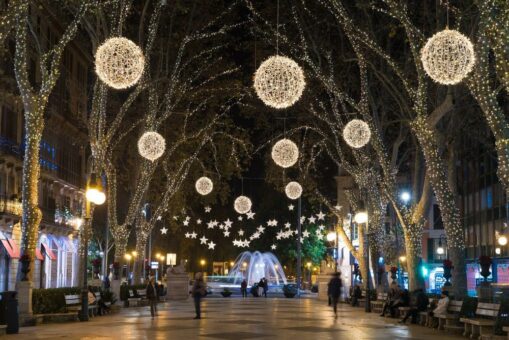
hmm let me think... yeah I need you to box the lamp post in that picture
[326,231,338,272]
[124,254,132,283]
[354,201,369,313]
[296,196,302,297]
[80,173,105,322]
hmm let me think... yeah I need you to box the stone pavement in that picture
[8,297,463,339]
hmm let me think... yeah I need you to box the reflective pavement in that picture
[8,297,463,339]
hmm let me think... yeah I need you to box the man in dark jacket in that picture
[146,277,158,318]
[241,280,248,298]
[327,272,342,316]
[400,288,429,324]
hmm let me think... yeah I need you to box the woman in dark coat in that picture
[327,272,342,316]
[191,272,206,319]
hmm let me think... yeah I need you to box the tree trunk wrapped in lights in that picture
[13,1,91,285]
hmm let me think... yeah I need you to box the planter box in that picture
[284,292,296,298]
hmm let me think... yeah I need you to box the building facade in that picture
[0,2,89,291]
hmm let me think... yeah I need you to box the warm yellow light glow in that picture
[132,251,138,257]
[498,235,508,246]
[326,232,337,242]
[354,211,368,224]
[399,256,407,262]
[242,262,247,268]
[306,262,312,268]
[230,261,234,267]
[200,259,206,266]
[156,253,161,258]
[124,254,132,261]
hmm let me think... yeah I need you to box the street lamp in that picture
[400,191,411,204]
[498,235,508,246]
[436,234,447,259]
[326,231,337,242]
[80,173,105,322]
[355,201,370,312]
[200,259,206,273]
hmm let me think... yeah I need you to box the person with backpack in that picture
[327,272,342,317]
[191,272,207,319]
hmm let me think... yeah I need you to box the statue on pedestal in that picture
[166,260,189,300]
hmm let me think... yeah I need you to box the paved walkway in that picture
[8,298,463,339]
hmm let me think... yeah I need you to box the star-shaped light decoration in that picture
[205,206,212,213]
[238,229,245,236]
[190,232,197,239]
[233,239,240,247]
[318,224,326,231]
[223,230,230,237]
[315,230,322,238]
[334,205,342,212]
[219,224,225,230]
[284,222,291,229]
[200,236,208,244]
[257,225,266,233]
[208,241,216,250]
[252,232,261,239]
[246,211,255,220]
[207,221,215,229]
[316,211,326,221]
[303,230,310,238]
[267,219,278,227]
[160,227,168,234]
[300,216,306,224]
[173,215,179,220]
[157,215,162,221]
[308,216,316,224]
[185,216,191,221]
[288,204,294,211]
[185,232,191,238]
[197,219,202,225]
[271,244,277,250]
[238,216,243,221]
[183,220,190,226]
[224,219,233,228]
[276,233,282,240]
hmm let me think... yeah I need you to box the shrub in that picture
[32,287,81,314]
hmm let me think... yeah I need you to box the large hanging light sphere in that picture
[195,177,213,196]
[343,119,371,149]
[421,29,475,85]
[95,37,145,89]
[285,181,302,200]
[234,195,252,214]
[138,131,166,161]
[271,138,299,168]
[253,55,306,109]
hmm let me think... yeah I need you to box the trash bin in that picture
[0,291,19,334]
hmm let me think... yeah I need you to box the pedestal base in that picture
[167,273,189,300]
[17,281,37,326]
[111,279,121,305]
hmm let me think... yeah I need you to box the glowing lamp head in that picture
[498,235,508,246]
[436,246,445,255]
[124,254,132,261]
[132,251,138,257]
[399,256,407,262]
[496,247,502,255]
[326,232,337,242]
[354,211,368,224]
[400,191,411,203]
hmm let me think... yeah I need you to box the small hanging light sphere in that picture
[234,195,252,214]
[138,131,166,161]
[95,37,145,89]
[195,177,213,196]
[271,138,299,168]
[253,55,306,109]
[421,29,475,85]
[285,181,302,200]
[343,119,371,149]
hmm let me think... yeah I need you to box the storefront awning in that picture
[41,242,56,261]
[35,249,44,261]
[0,239,20,259]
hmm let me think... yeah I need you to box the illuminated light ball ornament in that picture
[421,29,475,85]
[271,138,299,168]
[234,195,252,214]
[137,131,166,161]
[95,37,145,89]
[195,176,213,196]
[285,181,302,200]
[343,119,371,149]
[253,55,306,109]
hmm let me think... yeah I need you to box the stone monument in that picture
[166,260,189,300]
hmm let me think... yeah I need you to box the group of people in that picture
[328,272,451,325]
[257,278,269,297]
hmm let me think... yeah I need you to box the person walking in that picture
[191,272,206,319]
[258,279,264,297]
[327,272,342,317]
[241,279,248,298]
[262,278,268,298]
[146,277,158,319]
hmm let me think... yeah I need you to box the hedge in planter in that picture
[32,287,81,314]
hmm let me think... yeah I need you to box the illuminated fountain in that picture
[228,251,287,286]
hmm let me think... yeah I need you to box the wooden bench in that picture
[460,302,500,339]
[398,306,412,319]
[371,292,388,313]
[65,294,98,317]
[502,326,509,340]
[436,300,463,332]
[128,290,141,307]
